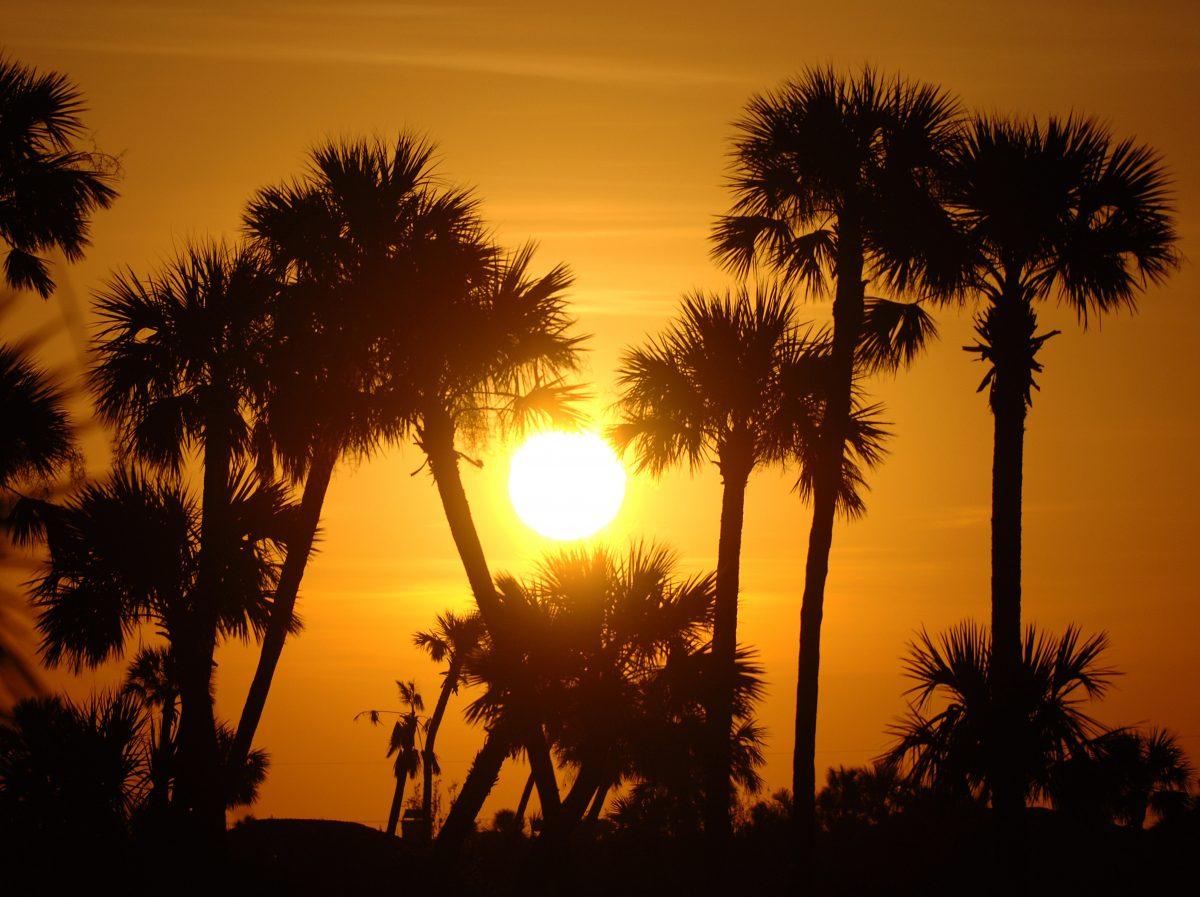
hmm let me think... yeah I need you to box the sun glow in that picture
[508,431,627,541]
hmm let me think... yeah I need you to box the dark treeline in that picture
[0,54,1193,897]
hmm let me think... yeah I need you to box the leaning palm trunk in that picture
[514,769,535,830]
[792,228,865,872]
[234,446,338,765]
[386,771,410,837]
[421,657,461,836]
[705,458,750,846]
[434,727,508,858]
[421,404,562,822]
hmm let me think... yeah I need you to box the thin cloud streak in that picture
[10,35,747,88]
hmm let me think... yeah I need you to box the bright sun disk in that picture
[508,431,626,541]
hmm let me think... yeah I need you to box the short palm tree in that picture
[0,690,148,860]
[940,116,1180,849]
[413,609,484,837]
[358,680,425,837]
[233,135,488,767]
[0,56,118,297]
[1054,726,1193,829]
[90,241,277,843]
[21,465,291,838]
[711,66,957,855]
[883,622,1114,805]
[122,646,179,812]
[612,285,882,845]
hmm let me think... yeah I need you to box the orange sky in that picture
[4,0,1199,828]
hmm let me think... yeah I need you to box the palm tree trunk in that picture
[706,458,750,849]
[435,727,508,859]
[176,403,234,850]
[585,779,611,823]
[986,295,1032,894]
[152,698,176,812]
[386,772,409,837]
[233,445,337,765]
[422,659,460,838]
[792,224,865,881]
[558,761,604,830]
[421,403,561,820]
[514,769,535,831]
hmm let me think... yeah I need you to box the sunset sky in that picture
[4,0,1198,827]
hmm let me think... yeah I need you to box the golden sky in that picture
[4,0,1199,827]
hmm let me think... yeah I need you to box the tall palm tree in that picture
[0,56,118,297]
[400,240,586,814]
[413,609,484,837]
[612,285,881,845]
[233,135,488,768]
[90,240,278,843]
[711,66,956,859]
[358,680,425,837]
[939,116,1180,862]
[883,622,1114,806]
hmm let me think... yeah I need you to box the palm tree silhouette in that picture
[18,464,292,843]
[0,690,148,870]
[122,646,179,814]
[358,680,425,837]
[883,622,1114,808]
[0,56,117,297]
[401,240,585,819]
[1055,727,1194,829]
[937,116,1180,867]
[0,344,76,492]
[90,241,278,846]
[711,66,955,861]
[612,285,827,846]
[233,136,485,769]
[413,609,484,837]
[0,342,77,706]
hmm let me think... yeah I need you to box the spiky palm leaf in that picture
[0,56,118,296]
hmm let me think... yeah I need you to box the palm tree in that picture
[358,680,425,837]
[0,56,118,297]
[0,344,76,491]
[437,544,764,860]
[400,240,586,815]
[939,116,1180,860]
[0,690,148,869]
[1054,727,1194,829]
[883,622,1114,807]
[1,341,78,710]
[19,465,291,840]
[233,135,488,768]
[612,285,881,845]
[711,67,957,858]
[413,609,484,837]
[122,646,179,812]
[90,240,278,843]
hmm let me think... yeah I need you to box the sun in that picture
[508,431,627,541]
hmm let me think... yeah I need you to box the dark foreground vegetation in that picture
[0,49,1193,897]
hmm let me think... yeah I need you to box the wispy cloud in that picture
[11,34,744,88]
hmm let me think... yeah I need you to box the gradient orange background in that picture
[4,0,1198,827]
